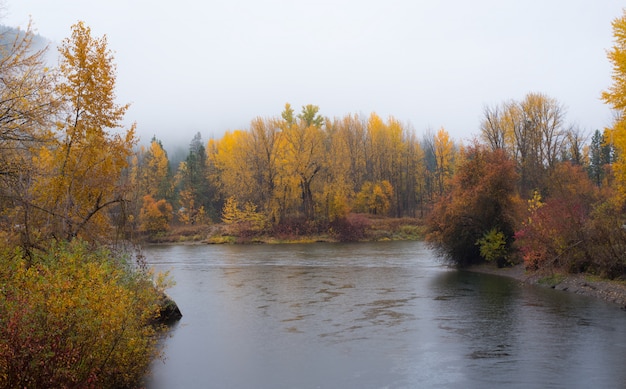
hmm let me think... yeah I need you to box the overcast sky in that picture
[4,1,624,146]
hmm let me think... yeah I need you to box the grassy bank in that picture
[139,216,426,245]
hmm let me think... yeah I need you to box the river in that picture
[144,241,626,389]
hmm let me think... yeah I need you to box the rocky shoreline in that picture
[466,263,626,310]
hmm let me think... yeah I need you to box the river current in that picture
[144,241,626,389]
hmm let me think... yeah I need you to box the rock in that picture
[156,293,182,325]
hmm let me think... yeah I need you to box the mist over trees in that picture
[3,6,626,386]
[140,89,621,275]
[137,107,456,234]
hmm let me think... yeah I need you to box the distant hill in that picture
[0,24,51,57]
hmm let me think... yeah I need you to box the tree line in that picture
[132,105,455,234]
[132,93,607,241]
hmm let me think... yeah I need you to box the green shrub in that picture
[476,228,509,266]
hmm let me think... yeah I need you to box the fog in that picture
[5,1,622,150]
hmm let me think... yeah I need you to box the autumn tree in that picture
[321,114,366,221]
[363,114,409,216]
[432,127,455,195]
[316,113,390,222]
[354,180,394,216]
[24,21,136,249]
[427,145,519,266]
[246,117,283,220]
[126,137,174,234]
[141,137,172,199]
[0,22,57,175]
[175,132,212,224]
[318,118,350,221]
[405,131,427,217]
[481,93,569,196]
[139,194,173,235]
[207,130,253,203]
[280,103,326,221]
[208,120,284,223]
[480,103,508,151]
[515,163,600,272]
[602,8,626,200]
[0,22,60,248]
[221,196,267,236]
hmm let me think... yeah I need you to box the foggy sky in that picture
[5,1,624,147]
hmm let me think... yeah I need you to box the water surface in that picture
[145,241,626,388]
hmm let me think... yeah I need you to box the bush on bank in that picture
[0,240,168,389]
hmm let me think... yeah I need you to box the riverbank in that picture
[140,216,425,245]
[466,263,626,309]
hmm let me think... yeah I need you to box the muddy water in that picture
[144,241,626,388]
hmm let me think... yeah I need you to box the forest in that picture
[2,7,626,388]
[134,91,624,277]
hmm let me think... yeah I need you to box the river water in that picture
[144,241,626,389]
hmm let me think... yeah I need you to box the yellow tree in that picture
[404,130,427,217]
[139,194,173,234]
[366,113,389,182]
[142,138,171,199]
[433,127,455,195]
[336,113,367,192]
[602,9,626,199]
[208,129,254,201]
[354,180,394,215]
[31,21,136,245]
[320,116,354,221]
[280,103,326,220]
[128,138,172,233]
[245,117,283,221]
[386,116,408,216]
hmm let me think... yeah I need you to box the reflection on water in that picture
[145,241,626,389]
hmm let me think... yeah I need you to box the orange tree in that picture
[427,145,519,266]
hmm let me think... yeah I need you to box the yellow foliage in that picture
[209,130,254,200]
[143,139,171,199]
[0,241,167,388]
[26,21,136,246]
[139,195,173,234]
[600,10,626,199]
[434,127,455,195]
[221,196,267,232]
[354,180,394,216]
[177,188,206,225]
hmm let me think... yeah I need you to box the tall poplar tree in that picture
[30,21,136,245]
[602,9,626,199]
